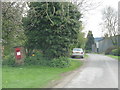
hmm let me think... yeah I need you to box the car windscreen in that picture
[73,48,83,51]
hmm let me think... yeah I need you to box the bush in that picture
[105,46,120,56]
[49,57,70,68]
[111,49,118,56]
[2,54,15,66]
[105,46,117,55]
[2,51,71,68]
[118,48,120,56]
[25,52,70,68]
[24,52,50,66]
[111,47,120,56]
[85,50,91,53]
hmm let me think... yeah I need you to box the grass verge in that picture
[84,54,89,58]
[107,55,120,61]
[2,60,83,88]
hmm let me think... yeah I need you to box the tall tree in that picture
[23,2,82,58]
[77,30,86,49]
[101,6,118,45]
[2,2,26,55]
[85,31,94,51]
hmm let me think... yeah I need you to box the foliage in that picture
[85,31,94,51]
[23,2,82,59]
[2,2,26,56]
[24,52,50,66]
[77,31,86,48]
[2,53,15,66]
[24,52,70,68]
[2,51,71,68]
[49,57,70,68]
[85,50,90,53]
[111,47,120,56]
[111,49,118,56]
[118,47,120,56]
[105,46,117,55]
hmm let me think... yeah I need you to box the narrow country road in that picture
[53,54,118,88]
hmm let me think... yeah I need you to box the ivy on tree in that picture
[23,2,82,59]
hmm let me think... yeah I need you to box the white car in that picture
[71,48,84,58]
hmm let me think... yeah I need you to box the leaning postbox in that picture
[15,48,21,59]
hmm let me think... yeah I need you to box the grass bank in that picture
[2,59,83,88]
[84,54,89,58]
[107,55,120,61]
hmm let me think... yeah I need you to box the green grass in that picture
[107,55,120,61]
[2,60,83,88]
[84,54,89,58]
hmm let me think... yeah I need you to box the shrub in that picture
[105,46,117,55]
[118,47,120,56]
[24,52,50,66]
[25,53,70,68]
[2,54,15,66]
[105,46,120,56]
[111,49,118,56]
[111,47,120,56]
[85,50,91,53]
[49,57,70,68]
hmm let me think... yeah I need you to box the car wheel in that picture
[71,56,75,58]
[81,56,84,58]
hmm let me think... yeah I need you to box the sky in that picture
[81,0,119,38]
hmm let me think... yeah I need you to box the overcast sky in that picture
[82,0,119,38]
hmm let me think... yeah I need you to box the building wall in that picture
[92,36,120,53]
[98,38,114,53]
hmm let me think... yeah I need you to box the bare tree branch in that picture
[101,6,118,45]
[72,0,102,14]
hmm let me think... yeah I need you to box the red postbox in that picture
[14,46,25,65]
[15,48,21,59]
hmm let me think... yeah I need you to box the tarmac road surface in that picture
[53,54,118,88]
